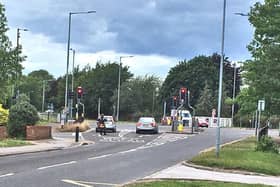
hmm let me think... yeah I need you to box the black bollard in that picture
[75,127,79,142]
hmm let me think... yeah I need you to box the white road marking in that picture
[0,173,14,178]
[62,179,118,186]
[62,179,93,187]
[88,154,112,160]
[119,149,137,154]
[37,161,77,170]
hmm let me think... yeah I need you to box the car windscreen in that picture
[139,118,154,123]
[182,113,190,117]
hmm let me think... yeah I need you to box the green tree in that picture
[195,82,214,116]
[160,54,240,117]
[112,75,161,120]
[0,3,24,106]
[240,0,280,115]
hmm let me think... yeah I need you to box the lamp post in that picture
[231,63,237,126]
[70,48,76,119]
[216,0,227,158]
[64,11,96,120]
[42,79,54,112]
[16,28,28,97]
[116,55,133,121]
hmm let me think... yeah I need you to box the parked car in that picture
[136,117,158,134]
[96,115,117,132]
[197,118,209,128]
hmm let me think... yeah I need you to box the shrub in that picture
[8,101,39,138]
[256,136,279,154]
[0,104,9,125]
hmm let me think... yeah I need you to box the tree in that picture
[0,3,24,106]
[111,75,161,120]
[240,0,280,115]
[195,82,214,116]
[160,54,241,117]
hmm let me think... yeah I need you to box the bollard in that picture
[75,127,79,142]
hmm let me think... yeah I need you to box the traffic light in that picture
[77,86,83,99]
[180,87,187,101]
[173,96,178,107]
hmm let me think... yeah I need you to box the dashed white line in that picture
[88,154,113,160]
[37,161,77,170]
[0,173,14,178]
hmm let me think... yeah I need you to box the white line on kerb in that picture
[88,154,112,160]
[0,173,14,178]
[37,161,77,170]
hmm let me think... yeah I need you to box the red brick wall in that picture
[26,126,52,140]
[0,126,8,140]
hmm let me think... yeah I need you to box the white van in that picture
[179,110,192,127]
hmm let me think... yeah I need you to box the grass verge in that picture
[124,180,270,187]
[191,137,280,176]
[0,139,32,147]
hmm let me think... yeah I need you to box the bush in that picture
[0,104,9,125]
[8,101,39,138]
[256,136,279,154]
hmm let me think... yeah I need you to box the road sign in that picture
[258,100,265,111]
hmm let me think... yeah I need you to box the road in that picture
[0,123,254,187]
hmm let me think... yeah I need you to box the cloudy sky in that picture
[3,0,261,78]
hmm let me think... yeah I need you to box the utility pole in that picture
[231,63,237,126]
[216,0,227,158]
[42,80,46,112]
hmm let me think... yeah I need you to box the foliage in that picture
[240,0,280,115]
[112,75,161,120]
[160,54,241,117]
[256,136,279,154]
[195,82,215,116]
[8,94,39,138]
[18,70,55,111]
[0,103,9,125]
[75,62,133,118]
[191,137,280,176]
[0,3,24,106]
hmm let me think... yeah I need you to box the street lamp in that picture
[64,10,96,120]
[16,28,28,97]
[231,63,237,126]
[69,48,76,119]
[116,55,133,121]
[42,79,54,112]
[216,0,227,158]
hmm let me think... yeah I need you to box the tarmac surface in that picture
[1,122,279,186]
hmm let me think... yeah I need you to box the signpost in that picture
[257,99,265,140]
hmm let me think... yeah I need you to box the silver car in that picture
[96,115,117,132]
[136,117,158,134]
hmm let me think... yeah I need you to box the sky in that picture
[2,0,262,79]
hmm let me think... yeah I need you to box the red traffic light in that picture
[173,96,177,100]
[180,87,187,93]
[77,86,83,95]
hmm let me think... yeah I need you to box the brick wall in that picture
[26,126,52,140]
[0,126,8,140]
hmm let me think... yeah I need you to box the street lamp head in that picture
[234,12,249,17]
[87,10,96,14]
[18,28,28,32]
[70,11,96,15]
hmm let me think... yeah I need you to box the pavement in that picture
[1,125,279,186]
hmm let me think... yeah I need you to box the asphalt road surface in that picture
[0,123,254,187]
